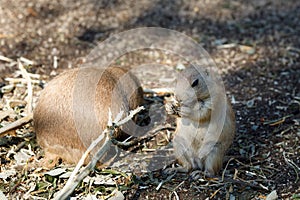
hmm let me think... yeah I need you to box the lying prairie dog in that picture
[166,65,235,176]
[33,66,143,166]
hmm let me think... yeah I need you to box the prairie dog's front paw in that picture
[190,170,216,181]
[165,102,175,115]
[163,166,189,176]
[165,96,180,116]
[163,167,177,175]
[179,106,192,117]
[190,170,204,180]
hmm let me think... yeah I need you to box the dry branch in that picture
[0,110,14,121]
[143,88,173,95]
[53,106,144,200]
[111,125,174,148]
[4,78,41,84]
[0,55,14,63]
[0,113,33,137]
[19,57,35,66]
[18,60,33,113]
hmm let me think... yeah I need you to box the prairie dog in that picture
[166,65,235,175]
[33,66,143,166]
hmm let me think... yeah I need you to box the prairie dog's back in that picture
[33,66,143,165]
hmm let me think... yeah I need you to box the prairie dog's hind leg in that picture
[39,151,62,169]
[197,143,224,176]
[163,142,192,175]
[202,143,224,176]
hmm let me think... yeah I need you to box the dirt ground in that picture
[0,0,299,199]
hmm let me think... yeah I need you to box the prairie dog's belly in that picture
[173,118,209,168]
[175,118,208,147]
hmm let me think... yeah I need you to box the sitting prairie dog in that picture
[33,66,143,166]
[166,65,235,176]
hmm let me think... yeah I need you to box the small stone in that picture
[239,45,255,55]
[266,190,278,200]
[9,100,27,108]
[1,85,14,94]
[246,99,255,108]
[44,168,67,177]
[251,125,259,131]
[176,63,185,70]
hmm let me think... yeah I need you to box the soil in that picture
[0,0,299,199]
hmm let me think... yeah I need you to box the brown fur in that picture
[33,67,143,167]
[167,66,235,175]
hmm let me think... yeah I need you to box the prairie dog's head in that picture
[174,65,211,107]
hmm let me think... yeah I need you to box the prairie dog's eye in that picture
[191,79,199,87]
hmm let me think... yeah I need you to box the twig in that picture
[217,43,237,49]
[18,60,33,113]
[169,180,183,200]
[115,106,144,126]
[287,46,300,54]
[5,78,41,84]
[111,125,174,148]
[222,157,234,181]
[0,110,14,121]
[196,176,268,191]
[263,114,293,126]
[20,57,34,66]
[172,191,179,200]
[53,106,144,200]
[0,113,33,137]
[53,56,58,69]
[193,158,270,190]
[283,152,300,182]
[0,55,14,63]
[156,172,177,191]
[210,188,221,199]
[143,88,173,95]
[14,71,41,79]
[54,128,113,200]
[0,60,35,137]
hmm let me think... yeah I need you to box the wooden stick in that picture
[0,110,14,121]
[20,57,35,65]
[4,78,41,84]
[54,106,144,200]
[0,55,14,63]
[0,113,33,137]
[14,71,41,79]
[18,60,33,113]
[54,129,113,200]
[143,88,173,95]
[111,125,174,148]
